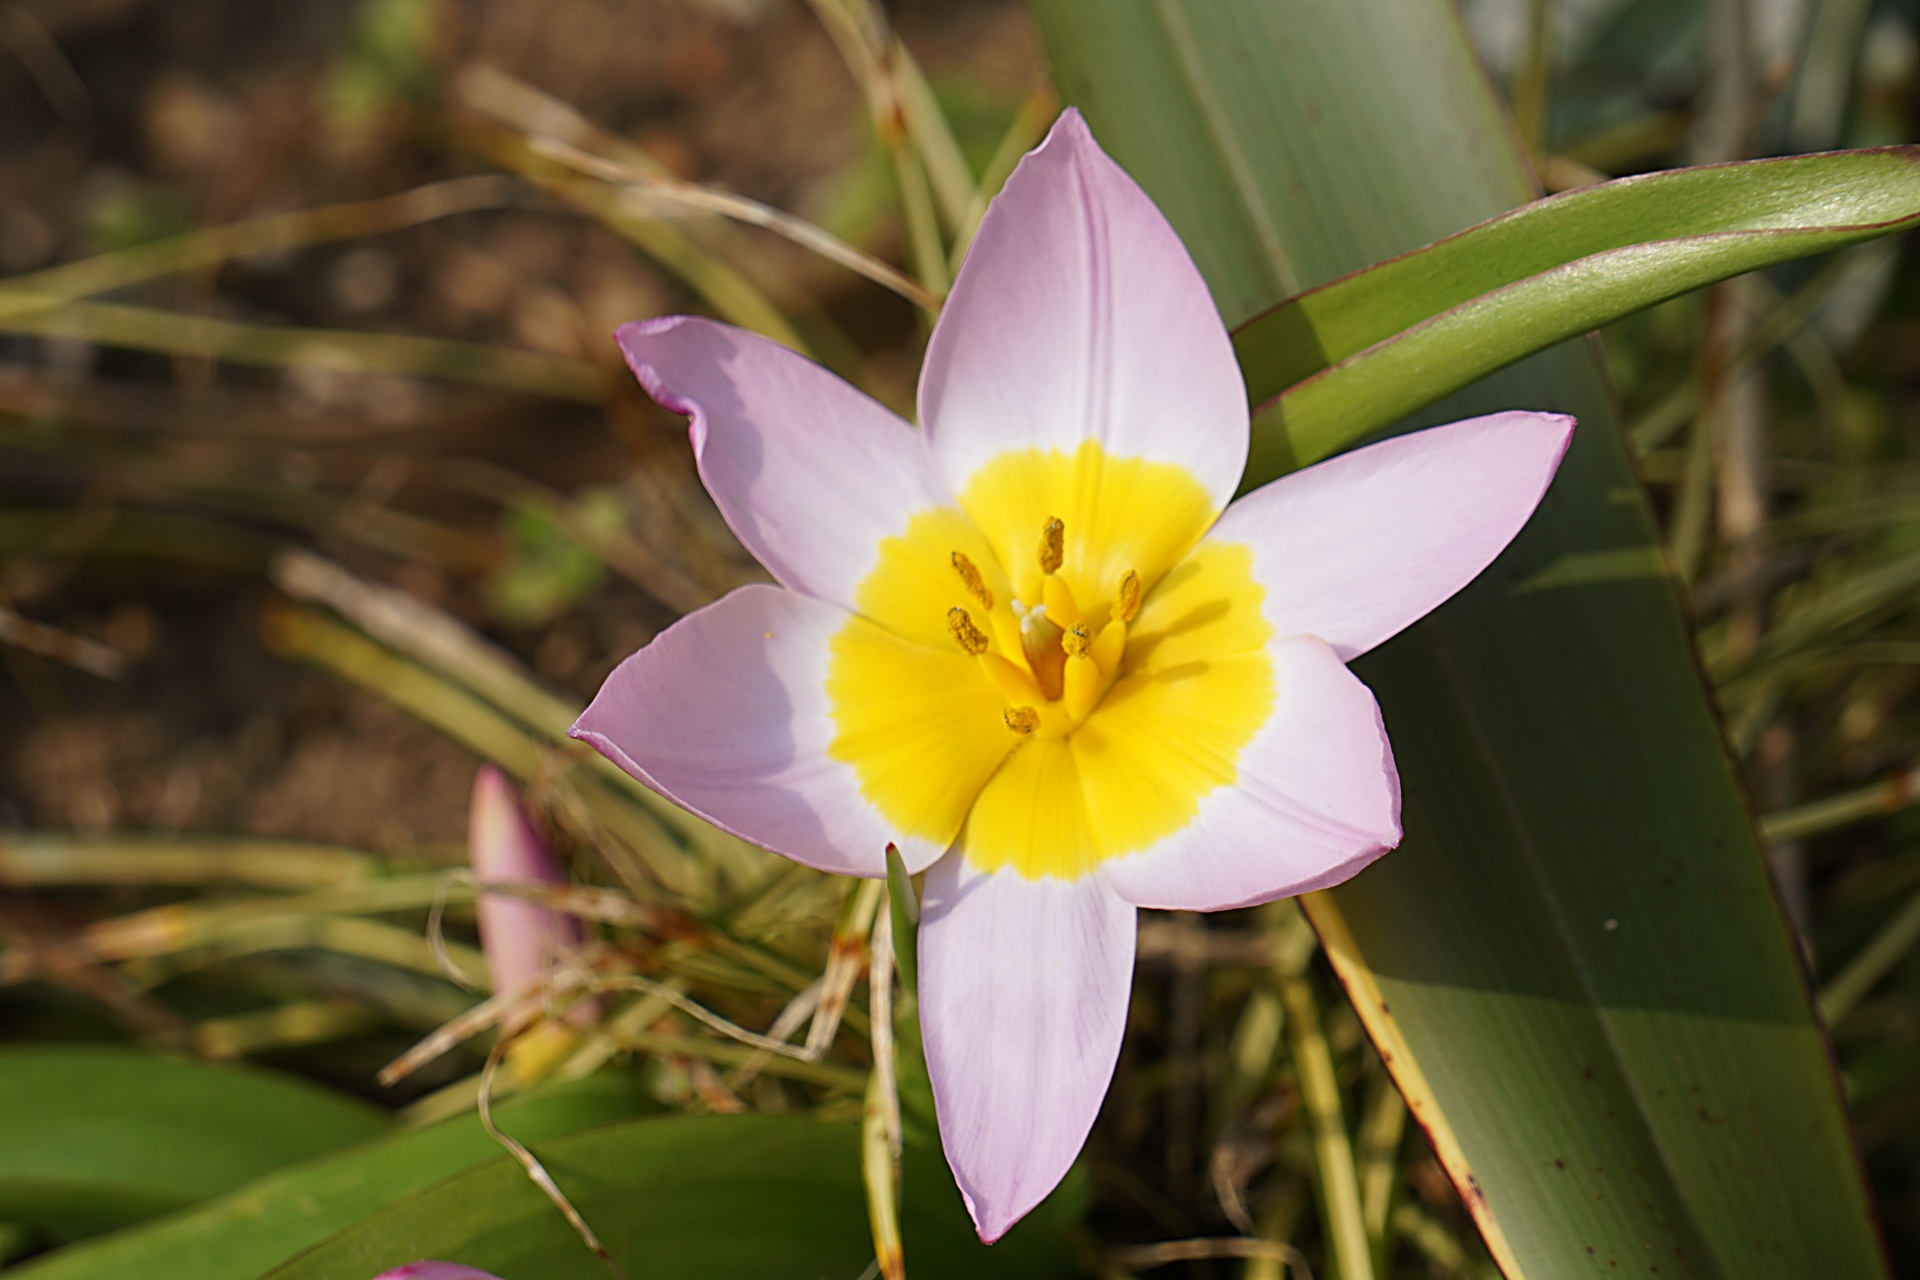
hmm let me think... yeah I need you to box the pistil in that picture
[948,526,1144,738]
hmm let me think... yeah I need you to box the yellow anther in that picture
[1004,706,1039,735]
[1038,516,1065,575]
[1092,618,1127,673]
[1062,624,1093,659]
[1043,574,1080,628]
[951,551,994,611]
[948,607,989,656]
[1114,569,1141,623]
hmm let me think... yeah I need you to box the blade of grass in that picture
[0,175,518,319]
[0,299,601,401]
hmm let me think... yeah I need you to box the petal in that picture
[919,853,1135,1242]
[1099,635,1400,911]
[920,109,1247,516]
[571,585,993,877]
[1210,411,1575,661]
[468,765,583,998]
[372,1266,504,1280]
[617,315,951,615]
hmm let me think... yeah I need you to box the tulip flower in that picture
[574,110,1571,1240]
[468,765,593,1080]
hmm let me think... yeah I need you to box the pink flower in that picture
[573,110,1571,1241]
[468,764,584,1001]
[372,1264,503,1280]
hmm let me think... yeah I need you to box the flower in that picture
[468,764,584,1001]
[573,109,1572,1241]
[468,765,594,1081]
[372,1264,503,1280]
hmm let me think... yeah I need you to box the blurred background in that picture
[3,0,1920,1275]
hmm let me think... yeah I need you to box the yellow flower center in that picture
[826,440,1275,880]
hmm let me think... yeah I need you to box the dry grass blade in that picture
[729,979,823,1088]
[527,135,940,314]
[860,895,904,1280]
[269,558,742,875]
[0,873,474,984]
[1761,764,1920,842]
[478,1038,631,1280]
[1109,1237,1314,1276]
[0,175,517,318]
[453,66,810,352]
[810,878,883,1057]
[0,299,601,400]
[0,833,391,888]
[591,972,834,1061]
[0,606,126,676]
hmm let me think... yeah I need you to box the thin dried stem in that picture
[0,606,126,676]
[479,1038,631,1280]
[526,135,939,314]
[1109,1237,1313,1276]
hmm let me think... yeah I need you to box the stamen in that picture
[948,607,990,656]
[1043,574,1080,628]
[1092,618,1127,672]
[1114,569,1141,623]
[1062,633,1100,723]
[1003,706,1039,735]
[951,551,994,611]
[1037,517,1064,575]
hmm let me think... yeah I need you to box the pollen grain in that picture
[1003,706,1040,735]
[948,607,990,656]
[1037,516,1065,575]
[951,551,995,611]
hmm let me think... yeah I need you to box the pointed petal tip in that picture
[954,1168,1030,1245]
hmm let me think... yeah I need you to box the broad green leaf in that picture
[263,1115,1076,1280]
[1034,2,1887,1277]
[11,1076,656,1280]
[0,1047,388,1240]
[1233,148,1920,479]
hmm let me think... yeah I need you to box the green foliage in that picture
[0,1047,387,1242]
[1034,1,1889,1275]
[9,1076,657,1280]
[262,1115,1076,1280]
[1232,149,1920,480]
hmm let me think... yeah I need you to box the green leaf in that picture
[1033,2,1887,1277]
[1234,148,1920,480]
[262,1115,1075,1280]
[0,1047,388,1241]
[10,1076,656,1280]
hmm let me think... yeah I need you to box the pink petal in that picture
[570,585,947,877]
[372,1265,503,1280]
[920,109,1247,514]
[617,316,950,614]
[1099,636,1400,911]
[468,765,584,999]
[918,853,1135,1242]
[1211,412,1575,661]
